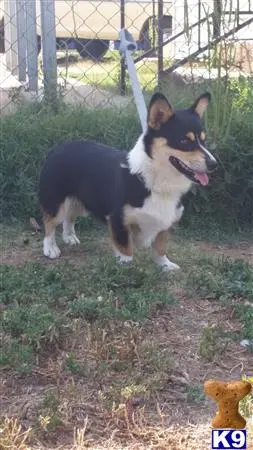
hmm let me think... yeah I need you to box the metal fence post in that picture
[40,0,57,103]
[213,0,222,39]
[120,0,126,96]
[16,0,27,82]
[4,0,19,75]
[157,0,164,89]
[25,0,38,91]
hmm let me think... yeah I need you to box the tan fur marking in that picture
[194,97,209,118]
[42,203,65,237]
[123,204,136,228]
[200,131,206,141]
[152,230,169,256]
[151,137,206,168]
[172,149,204,162]
[150,137,169,160]
[186,132,195,141]
[107,219,133,257]
[64,197,86,221]
[148,99,173,129]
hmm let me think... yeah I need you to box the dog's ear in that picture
[147,93,173,129]
[191,92,211,118]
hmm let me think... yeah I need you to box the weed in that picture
[65,352,82,374]
[0,417,32,450]
[2,304,56,347]
[186,385,205,404]
[37,392,63,432]
[72,419,89,449]
[240,375,253,444]
[0,339,33,371]
[140,341,174,374]
[121,384,147,400]
[240,376,253,419]
[198,322,226,361]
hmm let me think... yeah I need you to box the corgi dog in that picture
[38,92,217,270]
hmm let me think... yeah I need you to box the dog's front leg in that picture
[108,213,133,264]
[151,230,180,271]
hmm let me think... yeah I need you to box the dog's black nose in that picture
[206,157,217,172]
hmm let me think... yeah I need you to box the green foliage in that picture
[186,385,205,404]
[0,339,33,371]
[38,392,63,432]
[182,77,253,229]
[65,352,82,373]
[185,256,253,340]
[2,304,56,345]
[1,76,253,229]
[198,322,227,361]
[0,255,175,370]
[0,103,140,221]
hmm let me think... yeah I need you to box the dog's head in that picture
[144,92,217,186]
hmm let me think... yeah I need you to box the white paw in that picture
[63,233,80,245]
[43,241,61,259]
[153,254,180,271]
[114,250,133,264]
[117,255,133,264]
[161,260,180,271]
[113,246,133,264]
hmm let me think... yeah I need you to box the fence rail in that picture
[0,0,253,114]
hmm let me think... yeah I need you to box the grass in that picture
[56,50,159,95]
[1,48,253,447]
[1,223,253,447]
[1,223,253,368]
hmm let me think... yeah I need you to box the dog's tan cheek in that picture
[151,138,172,163]
[169,149,203,162]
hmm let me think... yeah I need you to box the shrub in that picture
[1,77,253,230]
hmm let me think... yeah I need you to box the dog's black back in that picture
[39,140,150,221]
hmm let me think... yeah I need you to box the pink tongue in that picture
[194,172,209,186]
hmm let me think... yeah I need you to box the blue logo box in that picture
[212,430,247,449]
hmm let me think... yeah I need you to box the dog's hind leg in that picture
[108,214,133,264]
[62,197,85,245]
[151,230,180,271]
[42,206,64,259]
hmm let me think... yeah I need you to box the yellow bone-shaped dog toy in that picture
[204,379,252,429]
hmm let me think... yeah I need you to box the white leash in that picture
[119,29,148,133]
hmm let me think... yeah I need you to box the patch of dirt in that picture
[2,226,253,267]
[0,228,109,266]
[1,293,253,449]
[197,240,253,264]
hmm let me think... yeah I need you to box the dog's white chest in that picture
[125,193,180,247]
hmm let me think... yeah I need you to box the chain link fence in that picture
[0,0,253,115]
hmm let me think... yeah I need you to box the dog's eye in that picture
[180,139,188,145]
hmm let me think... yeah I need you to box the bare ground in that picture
[1,225,253,266]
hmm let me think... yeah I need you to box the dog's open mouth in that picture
[169,156,209,186]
